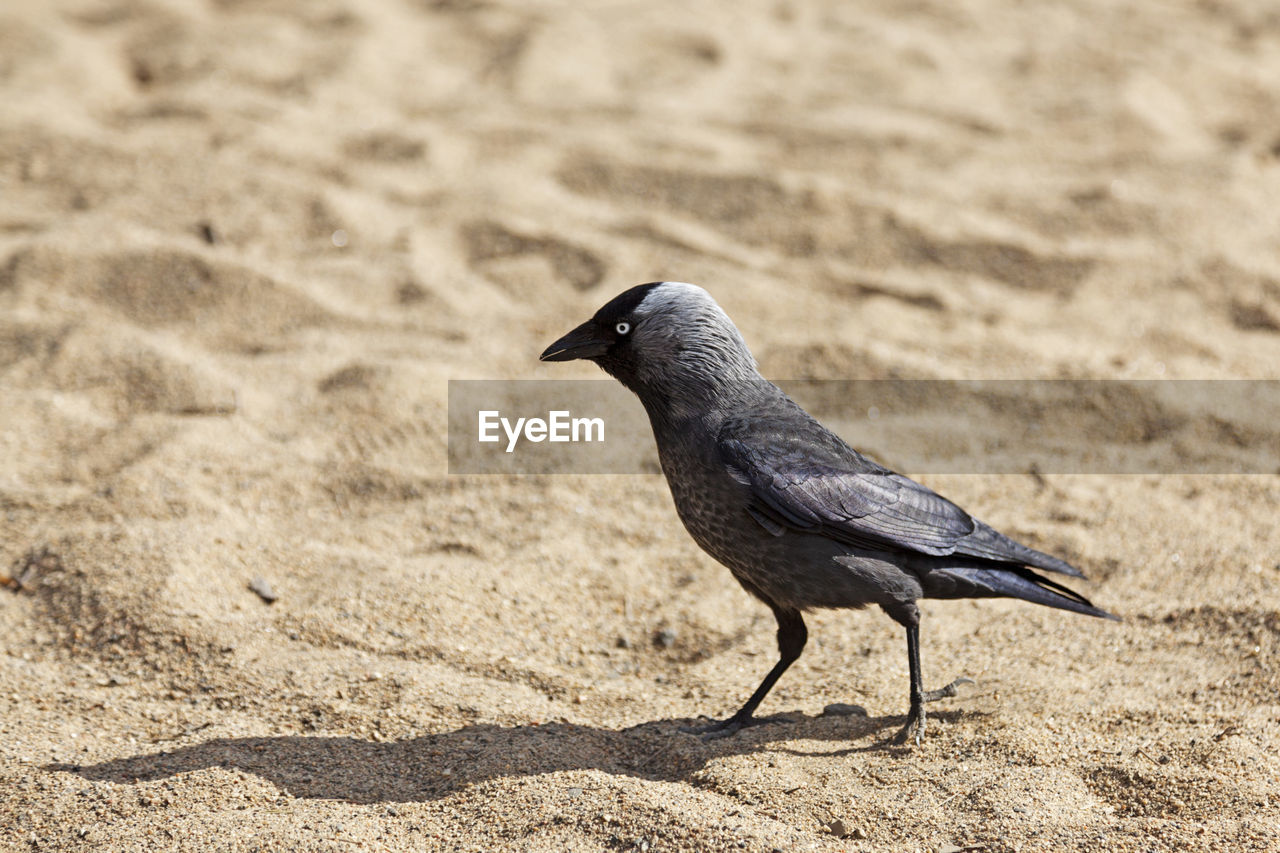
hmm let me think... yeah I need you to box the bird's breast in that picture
[656,441,770,569]
[652,435,904,612]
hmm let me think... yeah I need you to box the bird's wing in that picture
[718,413,1082,575]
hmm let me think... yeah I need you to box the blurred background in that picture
[2,1,1278,850]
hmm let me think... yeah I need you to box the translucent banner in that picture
[448,380,1280,475]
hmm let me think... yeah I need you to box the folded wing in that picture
[718,412,1082,577]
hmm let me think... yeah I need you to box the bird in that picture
[540,281,1115,745]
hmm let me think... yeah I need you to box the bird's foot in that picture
[890,677,972,746]
[680,716,751,741]
[891,707,925,746]
[680,712,793,742]
[921,676,975,704]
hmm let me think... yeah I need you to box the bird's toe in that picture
[890,714,924,747]
[680,712,797,741]
[679,716,752,741]
[922,676,975,704]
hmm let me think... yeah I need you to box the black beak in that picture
[540,319,610,362]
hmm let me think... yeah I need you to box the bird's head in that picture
[540,281,760,406]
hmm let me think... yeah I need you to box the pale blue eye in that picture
[616,321,631,335]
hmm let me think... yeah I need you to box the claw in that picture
[679,716,745,740]
[891,711,923,746]
[679,712,795,742]
[681,719,747,741]
[922,676,975,704]
[891,676,973,746]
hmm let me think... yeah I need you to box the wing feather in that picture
[718,411,1081,576]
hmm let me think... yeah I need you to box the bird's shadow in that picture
[49,710,975,803]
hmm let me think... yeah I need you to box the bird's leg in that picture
[891,616,973,746]
[682,605,806,741]
[893,620,928,745]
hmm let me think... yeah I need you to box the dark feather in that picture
[931,565,1117,620]
[718,403,1084,577]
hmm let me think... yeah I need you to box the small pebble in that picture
[248,577,278,604]
[822,703,867,717]
[654,628,677,648]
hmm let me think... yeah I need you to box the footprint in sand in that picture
[6,244,330,351]
[461,219,605,293]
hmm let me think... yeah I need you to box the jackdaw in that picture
[541,282,1114,744]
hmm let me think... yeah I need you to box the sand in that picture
[2,0,1279,850]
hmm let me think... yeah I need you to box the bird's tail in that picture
[936,565,1119,620]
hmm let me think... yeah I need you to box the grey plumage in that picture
[541,281,1115,744]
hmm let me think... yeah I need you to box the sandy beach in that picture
[2,0,1279,850]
